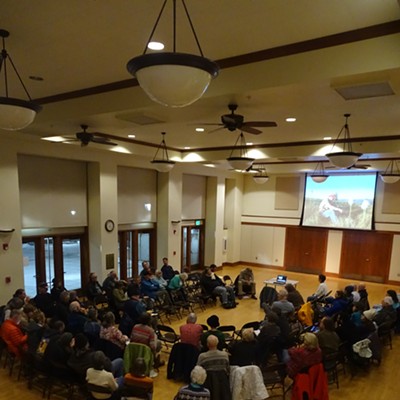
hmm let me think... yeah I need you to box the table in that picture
[263,278,299,289]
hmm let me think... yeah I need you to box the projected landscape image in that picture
[302,174,377,230]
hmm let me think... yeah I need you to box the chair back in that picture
[123,342,154,377]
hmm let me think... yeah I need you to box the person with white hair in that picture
[374,296,397,327]
[168,272,188,290]
[271,288,295,316]
[174,365,210,400]
[67,300,89,335]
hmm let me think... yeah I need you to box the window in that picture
[22,233,87,295]
[118,229,155,279]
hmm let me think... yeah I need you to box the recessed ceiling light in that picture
[70,210,76,216]
[246,142,253,146]
[323,136,332,140]
[128,134,136,138]
[195,127,204,132]
[285,117,296,122]
[184,146,190,150]
[204,164,215,168]
[148,41,164,51]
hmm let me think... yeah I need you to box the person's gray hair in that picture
[207,334,218,348]
[180,273,188,281]
[278,289,288,299]
[241,328,255,342]
[191,365,207,385]
[69,301,81,312]
[187,313,197,323]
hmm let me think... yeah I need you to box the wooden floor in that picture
[1,265,399,400]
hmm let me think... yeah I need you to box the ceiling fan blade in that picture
[91,137,118,146]
[207,126,226,134]
[244,121,277,127]
[194,123,223,126]
[241,126,262,135]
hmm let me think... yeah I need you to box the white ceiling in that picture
[2,0,400,174]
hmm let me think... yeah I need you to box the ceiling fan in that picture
[326,163,371,170]
[200,103,277,135]
[64,125,118,147]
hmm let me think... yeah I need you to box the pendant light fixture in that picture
[326,114,362,169]
[310,161,329,183]
[252,165,269,184]
[151,132,175,172]
[227,132,255,171]
[380,159,400,184]
[0,29,42,130]
[127,0,219,108]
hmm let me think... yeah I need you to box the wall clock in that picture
[105,219,115,232]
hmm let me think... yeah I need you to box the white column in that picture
[87,160,119,281]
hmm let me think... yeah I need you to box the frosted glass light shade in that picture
[253,175,269,184]
[127,53,219,107]
[0,97,42,130]
[380,174,400,184]
[326,151,361,169]
[151,160,175,173]
[311,174,329,183]
[227,157,254,171]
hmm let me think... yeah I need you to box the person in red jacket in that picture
[0,309,28,357]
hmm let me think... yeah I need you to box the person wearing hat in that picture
[200,315,226,351]
[374,296,397,327]
[32,281,55,318]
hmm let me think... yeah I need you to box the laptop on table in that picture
[275,274,287,285]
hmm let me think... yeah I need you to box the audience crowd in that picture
[0,265,399,400]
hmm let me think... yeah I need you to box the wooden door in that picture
[284,226,328,274]
[340,231,393,283]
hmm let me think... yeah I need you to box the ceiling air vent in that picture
[334,82,394,100]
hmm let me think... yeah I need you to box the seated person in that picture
[86,351,123,400]
[228,328,257,367]
[168,272,188,291]
[86,273,106,303]
[257,310,283,364]
[174,365,210,400]
[271,289,295,316]
[200,267,236,309]
[68,333,124,381]
[112,280,128,311]
[83,307,102,346]
[124,357,154,400]
[140,271,161,300]
[153,270,168,290]
[236,267,257,299]
[350,303,364,328]
[102,271,118,294]
[307,274,329,302]
[67,301,88,335]
[285,283,304,310]
[100,312,128,350]
[323,290,349,317]
[316,317,340,357]
[386,290,400,310]
[358,283,370,310]
[32,282,55,318]
[119,284,147,336]
[179,313,203,349]
[374,296,397,326]
[200,315,226,351]
[197,335,230,373]
[0,309,28,358]
[130,313,164,368]
[286,332,322,378]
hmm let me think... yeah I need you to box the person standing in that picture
[161,257,175,282]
